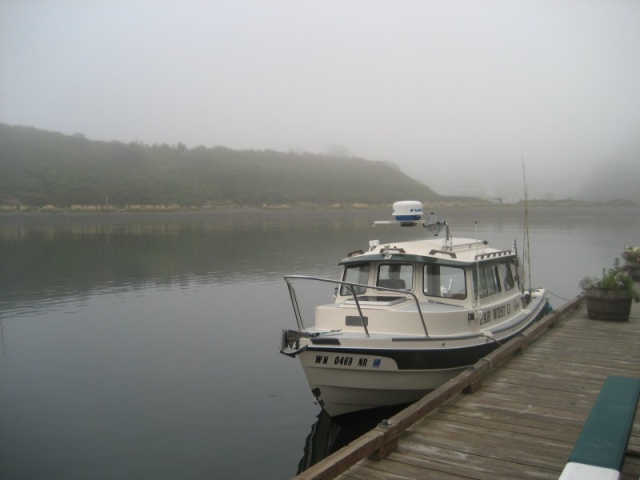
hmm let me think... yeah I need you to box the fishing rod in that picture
[521,155,532,294]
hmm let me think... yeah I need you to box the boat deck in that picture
[295,295,640,479]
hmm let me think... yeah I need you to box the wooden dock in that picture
[295,295,640,480]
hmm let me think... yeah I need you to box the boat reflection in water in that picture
[297,404,409,473]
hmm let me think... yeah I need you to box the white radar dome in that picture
[392,201,423,226]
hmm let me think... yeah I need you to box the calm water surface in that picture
[1,207,639,479]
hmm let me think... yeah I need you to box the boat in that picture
[279,201,550,417]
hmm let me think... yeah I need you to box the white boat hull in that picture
[301,360,462,417]
[291,294,549,417]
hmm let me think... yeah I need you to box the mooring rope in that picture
[546,290,573,303]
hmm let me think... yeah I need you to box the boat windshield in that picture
[376,263,413,291]
[472,261,518,298]
[340,264,370,295]
[424,264,467,300]
[498,262,516,291]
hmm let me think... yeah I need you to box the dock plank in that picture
[392,445,558,480]
[296,296,640,480]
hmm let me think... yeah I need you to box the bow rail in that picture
[284,275,429,337]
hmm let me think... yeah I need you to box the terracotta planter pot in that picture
[586,289,632,322]
[625,261,640,282]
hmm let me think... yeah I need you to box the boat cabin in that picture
[337,239,520,307]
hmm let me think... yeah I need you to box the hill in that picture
[0,123,446,209]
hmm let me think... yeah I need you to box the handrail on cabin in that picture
[284,275,429,338]
[428,249,457,259]
[474,249,514,260]
[380,247,406,255]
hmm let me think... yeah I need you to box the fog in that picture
[1,1,639,201]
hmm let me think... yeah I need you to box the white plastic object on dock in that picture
[558,462,618,480]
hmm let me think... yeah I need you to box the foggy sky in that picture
[2,1,639,201]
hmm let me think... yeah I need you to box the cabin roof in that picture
[340,237,516,266]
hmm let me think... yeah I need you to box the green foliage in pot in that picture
[579,258,640,303]
[622,246,640,264]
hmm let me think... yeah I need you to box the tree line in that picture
[0,123,444,209]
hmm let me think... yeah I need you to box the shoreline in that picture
[0,198,635,215]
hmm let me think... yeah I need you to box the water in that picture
[1,207,639,479]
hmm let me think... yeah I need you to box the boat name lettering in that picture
[492,303,511,320]
[479,310,491,325]
[479,302,513,325]
[513,299,521,312]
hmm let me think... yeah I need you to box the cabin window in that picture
[340,264,370,295]
[376,264,413,291]
[498,262,515,291]
[473,264,501,298]
[423,265,467,299]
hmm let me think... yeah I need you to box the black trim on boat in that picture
[306,341,500,370]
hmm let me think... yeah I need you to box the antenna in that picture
[474,221,482,318]
[521,156,531,294]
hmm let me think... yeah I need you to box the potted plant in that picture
[579,258,640,322]
[622,246,640,281]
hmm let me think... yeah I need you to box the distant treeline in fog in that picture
[0,123,448,209]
